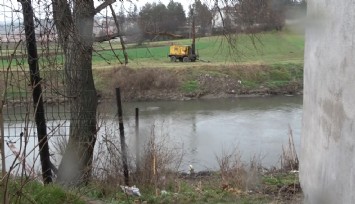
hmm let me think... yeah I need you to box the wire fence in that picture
[0,1,186,189]
[1,1,66,133]
[0,0,128,178]
[0,0,135,119]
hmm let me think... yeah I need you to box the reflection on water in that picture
[3,95,302,172]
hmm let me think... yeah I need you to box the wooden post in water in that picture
[135,108,140,172]
[115,88,129,185]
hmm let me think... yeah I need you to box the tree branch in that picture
[95,0,116,14]
[109,4,128,64]
[145,31,184,39]
[94,32,120,42]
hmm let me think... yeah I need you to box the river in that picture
[2,95,302,173]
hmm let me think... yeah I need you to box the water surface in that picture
[116,95,302,171]
[3,96,302,173]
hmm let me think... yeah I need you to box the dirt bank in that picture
[94,63,303,101]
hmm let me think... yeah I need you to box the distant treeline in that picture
[93,0,306,43]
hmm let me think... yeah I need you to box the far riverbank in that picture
[94,63,303,102]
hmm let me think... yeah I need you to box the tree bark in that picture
[52,0,98,186]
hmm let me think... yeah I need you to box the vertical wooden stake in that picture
[135,108,140,172]
[115,88,129,185]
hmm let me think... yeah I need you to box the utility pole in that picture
[191,2,196,56]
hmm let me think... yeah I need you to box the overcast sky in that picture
[110,0,216,17]
[0,0,203,22]
[125,0,195,12]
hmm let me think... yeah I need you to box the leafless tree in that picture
[213,0,287,34]
[51,0,122,186]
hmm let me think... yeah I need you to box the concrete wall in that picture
[301,1,355,203]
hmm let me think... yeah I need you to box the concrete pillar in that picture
[301,1,355,203]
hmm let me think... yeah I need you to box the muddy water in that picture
[3,96,302,173]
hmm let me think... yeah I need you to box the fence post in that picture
[135,108,140,172]
[115,88,129,185]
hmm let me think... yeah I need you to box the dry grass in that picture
[94,63,303,101]
[133,125,184,192]
[88,120,184,198]
[280,126,299,171]
[95,67,180,100]
[216,147,262,192]
[91,122,124,184]
[51,134,68,158]
[28,61,301,104]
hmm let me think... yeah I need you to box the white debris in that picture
[120,185,141,197]
[189,164,195,174]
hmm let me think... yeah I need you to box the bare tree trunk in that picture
[20,0,53,184]
[53,0,98,186]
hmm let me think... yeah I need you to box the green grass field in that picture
[92,30,304,68]
[0,31,304,70]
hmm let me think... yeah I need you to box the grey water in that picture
[108,95,302,171]
[3,95,302,173]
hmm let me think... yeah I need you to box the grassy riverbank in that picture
[92,30,304,101]
[0,181,85,204]
[83,171,301,204]
[0,170,301,204]
[1,31,304,101]
[94,63,303,101]
[0,63,303,102]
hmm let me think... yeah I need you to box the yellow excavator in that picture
[168,44,198,62]
[168,5,198,62]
